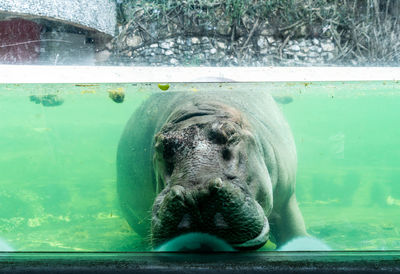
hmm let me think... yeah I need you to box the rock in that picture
[217,41,226,49]
[286,53,296,60]
[308,51,320,58]
[160,42,169,49]
[296,52,307,61]
[291,45,301,52]
[312,38,320,45]
[165,50,174,56]
[322,52,334,61]
[160,41,174,49]
[269,46,277,53]
[126,35,142,47]
[150,43,158,48]
[257,37,267,48]
[266,36,275,44]
[201,36,210,44]
[191,37,200,44]
[203,43,213,50]
[143,49,152,56]
[260,47,269,55]
[170,58,178,65]
[238,37,245,44]
[210,48,217,54]
[176,37,184,45]
[321,41,335,52]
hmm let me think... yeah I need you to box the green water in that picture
[0,81,399,251]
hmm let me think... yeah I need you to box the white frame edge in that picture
[0,66,399,83]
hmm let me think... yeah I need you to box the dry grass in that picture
[116,0,400,65]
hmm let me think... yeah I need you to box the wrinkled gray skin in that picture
[117,90,307,249]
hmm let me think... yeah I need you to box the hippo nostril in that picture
[177,213,192,229]
[224,173,237,180]
[208,178,224,192]
[214,212,229,229]
[170,185,185,200]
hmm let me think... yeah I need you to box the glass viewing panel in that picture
[0,0,399,257]
[0,80,399,252]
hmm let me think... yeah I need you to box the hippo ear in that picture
[154,133,166,153]
[155,169,165,193]
[220,121,237,138]
[154,133,175,164]
[208,121,242,146]
[207,122,228,145]
[227,133,240,146]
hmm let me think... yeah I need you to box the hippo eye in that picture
[154,134,176,176]
[162,143,177,176]
[222,147,232,161]
[165,161,174,176]
[210,131,227,144]
[163,142,174,159]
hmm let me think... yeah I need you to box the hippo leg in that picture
[271,194,307,246]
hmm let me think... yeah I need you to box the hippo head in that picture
[151,100,273,250]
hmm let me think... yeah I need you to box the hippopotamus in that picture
[117,90,307,250]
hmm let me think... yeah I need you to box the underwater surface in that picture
[0,81,399,251]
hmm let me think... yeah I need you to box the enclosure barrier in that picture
[0,65,399,273]
[0,66,399,83]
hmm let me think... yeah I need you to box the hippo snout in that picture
[151,178,269,250]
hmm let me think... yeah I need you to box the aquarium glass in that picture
[0,81,399,252]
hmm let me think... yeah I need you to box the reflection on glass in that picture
[0,1,399,66]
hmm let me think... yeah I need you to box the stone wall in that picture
[103,33,337,66]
